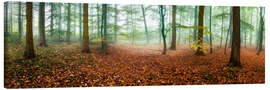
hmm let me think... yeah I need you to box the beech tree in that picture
[228,6,241,67]
[24,2,35,59]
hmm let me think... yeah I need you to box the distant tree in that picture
[159,5,166,55]
[225,8,232,54]
[209,6,213,54]
[66,3,71,44]
[193,6,198,41]
[57,3,62,41]
[101,4,108,51]
[82,3,90,53]
[256,7,264,55]
[220,7,225,48]
[79,4,82,41]
[18,2,22,41]
[114,5,118,42]
[50,3,55,37]
[24,2,35,59]
[4,2,8,36]
[228,6,241,67]
[170,5,177,50]
[141,5,149,44]
[39,2,47,47]
[195,6,205,56]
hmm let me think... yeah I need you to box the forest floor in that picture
[4,42,265,88]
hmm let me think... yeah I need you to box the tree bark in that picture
[195,6,205,56]
[228,6,241,67]
[159,5,166,55]
[82,3,90,53]
[24,2,35,59]
[101,4,108,51]
[39,2,47,47]
[170,5,177,50]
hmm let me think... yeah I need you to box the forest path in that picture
[4,43,265,88]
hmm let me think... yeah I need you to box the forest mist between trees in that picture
[4,1,265,88]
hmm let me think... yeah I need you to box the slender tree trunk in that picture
[209,6,213,54]
[159,5,166,55]
[82,3,90,53]
[193,6,198,41]
[228,6,241,67]
[58,4,62,41]
[10,3,13,33]
[141,5,149,44]
[195,6,205,56]
[97,4,101,38]
[66,3,71,44]
[79,4,82,41]
[225,8,232,54]
[39,2,47,47]
[74,4,77,37]
[4,2,8,36]
[18,2,22,41]
[170,5,177,50]
[101,4,108,51]
[50,3,54,38]
[24,2,35,59]
[220,6,224,48]
[256,7,264,55]
[177,9,182,45]
[249,14,253,47]
[114,5,118,43]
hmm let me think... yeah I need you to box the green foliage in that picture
[241,19,254,31]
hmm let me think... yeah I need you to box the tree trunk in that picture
[220,6,224,48]
[24,2,35,59]
[10,3,13,33]
[50,3,54,38]
[97,4,101,38]
[141,5,149,44]
[101,4,108,51]
[170,5,177,50]
[193,6,198,41]
[159,5,166,55]
[225,8,232,54]
[256,7,264,55]
[228,6,241,67]
[82,3,90,53]
[195,6,205,56]
[58,4,62,41]
[249,13,253,47]
[114,5,118,43]
[4,2,8,36]
[18,2,22,41]
[66,3,71,44]
[39,2,47,47]
[209,6,213,54]
[79,4,82,41]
